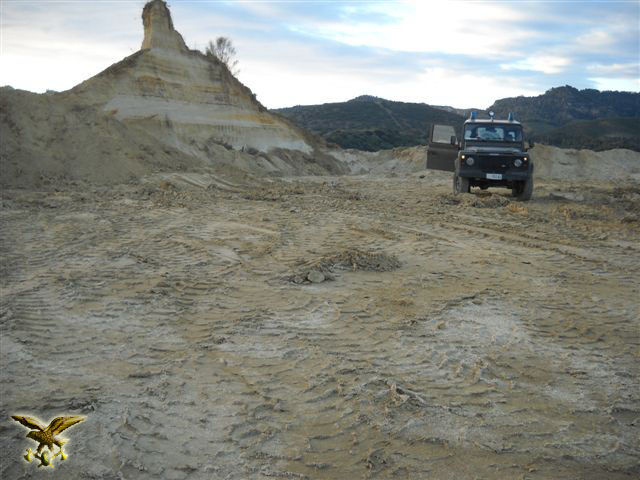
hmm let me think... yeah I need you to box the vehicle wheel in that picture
[453,174,470,194]
[513,177,533,201]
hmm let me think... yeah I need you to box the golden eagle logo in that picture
[11,415,85,467]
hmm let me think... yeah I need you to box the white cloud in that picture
[241,60,371,108]
[576,29,614,49]
[247,62,541,110]
[295,2,530,58]
[587,62,639,77]
[413,67,539,108]
[500,56,571,74]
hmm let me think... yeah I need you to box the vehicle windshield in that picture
[464,124,522,142]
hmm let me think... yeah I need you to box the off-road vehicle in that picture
[427,112,534,200]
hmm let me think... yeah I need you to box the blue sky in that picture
[1,0,638,108]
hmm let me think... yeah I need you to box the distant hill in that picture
[272,96,464,152]
[274,87,640,152]
[489,86,639,131]
[488,86,640,150]
[533,117,640,151]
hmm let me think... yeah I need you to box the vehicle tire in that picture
[453,174,470,194]
[513,177,533,201]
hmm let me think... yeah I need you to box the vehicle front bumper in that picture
[455,157,533,182]
[457,167,531,181]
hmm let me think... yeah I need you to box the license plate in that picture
[486,173,503,180]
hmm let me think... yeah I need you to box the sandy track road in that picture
[1,173,638,479]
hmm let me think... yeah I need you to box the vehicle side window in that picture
[432,124,456,144]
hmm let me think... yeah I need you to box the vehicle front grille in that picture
[477,155,513,173]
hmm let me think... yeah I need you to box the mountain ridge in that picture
[273,87,640,152]
[273,96,464,152]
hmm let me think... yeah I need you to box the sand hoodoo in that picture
[141,0,188,52]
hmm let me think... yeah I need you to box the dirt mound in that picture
[0,85,346,189]
[439,192,512,208]
[290,248,401,284]
[531,144,640,181]
[312,248,401,272]
[330,146,428,175]
[466,193,512,208]
[336,144,640,183]
[0,88,205,188]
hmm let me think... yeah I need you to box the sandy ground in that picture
[1,171,639,479]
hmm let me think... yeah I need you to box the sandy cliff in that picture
[73,0,316,155]
[1,0,344,188]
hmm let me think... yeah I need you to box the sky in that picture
[1,0,639,109]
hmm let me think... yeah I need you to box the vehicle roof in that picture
[464,119,522,126]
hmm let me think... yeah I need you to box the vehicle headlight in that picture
[466,157,475,166]
[514,158,523,167]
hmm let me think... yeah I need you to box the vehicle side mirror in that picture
[450,135,458,146]
[526,140,535,150]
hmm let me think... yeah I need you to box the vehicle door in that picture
[427,124,458,172]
